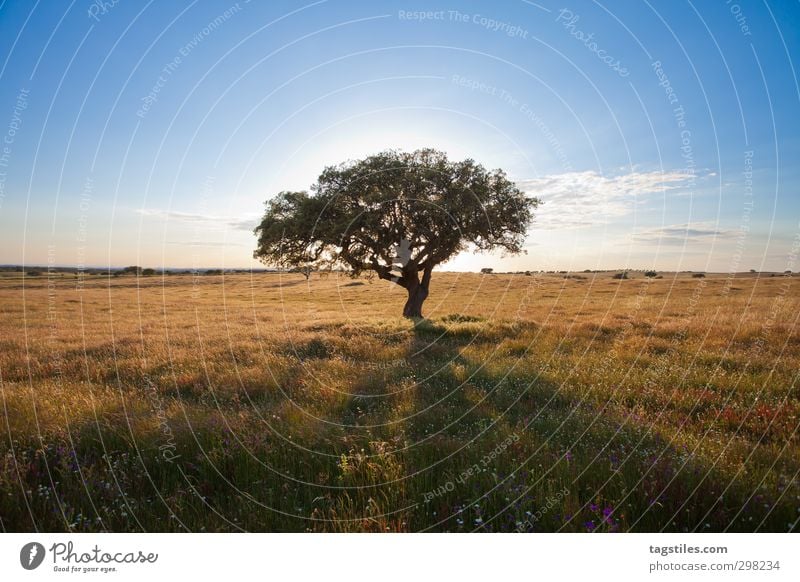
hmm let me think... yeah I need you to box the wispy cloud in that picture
[517,170,696,229]
[139,169,697,236]
[630,222,736,245]
[136,209,259,232]
[165,241,247,247]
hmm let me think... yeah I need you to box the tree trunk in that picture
[402,283,428,318]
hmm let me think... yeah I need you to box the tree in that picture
[480,267,494,274]
[289,265,314,280]
[254,149,540,318]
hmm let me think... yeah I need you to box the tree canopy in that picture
[254,149,540,317]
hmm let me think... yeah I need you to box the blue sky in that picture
[0,0,798,271]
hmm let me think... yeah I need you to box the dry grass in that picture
[0,270,798,532]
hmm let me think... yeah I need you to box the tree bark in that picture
[401,264,432,318]
[403,283,428,318]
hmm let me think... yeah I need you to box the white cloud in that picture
[630,222,737,245]
[517,169,695,229]
[136,209,259,232]
[165,241,247,247]
[139,168,699,237]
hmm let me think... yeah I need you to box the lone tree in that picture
[253,149,540,318]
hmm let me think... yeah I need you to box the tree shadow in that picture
[6,315,794,532]
[284,316,798,532]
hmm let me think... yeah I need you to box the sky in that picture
[0,0,798,272]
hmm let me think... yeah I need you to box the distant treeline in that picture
[0,265,266,276]
[2,266,792,277]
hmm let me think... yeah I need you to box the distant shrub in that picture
[294,338,330,359]
[205,269,222,275]
[480,268,493,274]
[612,271,629,280]
[26,270,41,276]
[441,313,484,323]
[692,273,706,278]
[644,270,658,278]
[141,268,156,276]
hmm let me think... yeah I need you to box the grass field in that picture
[0,270,798,532]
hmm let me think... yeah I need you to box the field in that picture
[0,269,798,532]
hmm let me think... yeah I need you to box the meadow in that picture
[0,269,797,532]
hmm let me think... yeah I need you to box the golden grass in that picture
[0,270,797,531]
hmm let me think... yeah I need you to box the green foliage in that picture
[254,149,540,283]
[441,313,484,323]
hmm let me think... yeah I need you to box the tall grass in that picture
[0,271,797,531]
